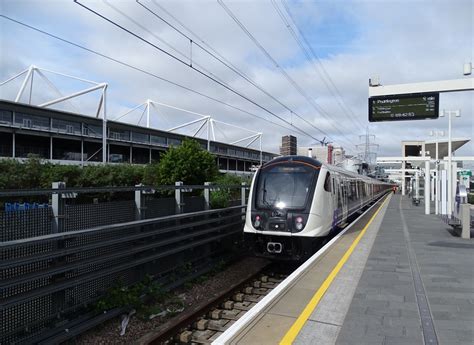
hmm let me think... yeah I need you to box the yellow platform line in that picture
[279,194,390,345]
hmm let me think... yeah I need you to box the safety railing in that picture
[0,183,249,344]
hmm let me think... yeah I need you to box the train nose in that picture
[267,242,283,254]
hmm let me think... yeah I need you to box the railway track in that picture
[138,264,294,345]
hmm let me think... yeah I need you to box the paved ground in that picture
[295,194,391,345]
[336,194,474,345]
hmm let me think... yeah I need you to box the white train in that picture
[244,156,392,261]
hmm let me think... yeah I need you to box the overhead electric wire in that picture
[217,0,358,151]
[136,0,337,145]
[278,0,365,132]
[0,14,311,141]
[73,0,325,145]
[104,1,230,88]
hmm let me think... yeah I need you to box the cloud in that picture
[0,0,472,160]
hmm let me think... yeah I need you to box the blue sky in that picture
[0,0,472,162]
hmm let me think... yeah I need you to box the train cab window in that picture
[324,172,331,192]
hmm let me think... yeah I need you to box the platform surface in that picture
[333,195,474,345]
[216,194,474,345]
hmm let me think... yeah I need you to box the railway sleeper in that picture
[208,319,233,331]
[218,309,241,320]
[232,293,244,302]
[191,330,216,344]
[195,319,209,331]
[261,281,278,288]
[179,330,193,343]
[243,294,263,303]
[221,301,234,310]
[233,301,254,311]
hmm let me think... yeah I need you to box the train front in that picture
[244,156,321,261]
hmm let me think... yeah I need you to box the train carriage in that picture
[244,155,392,261]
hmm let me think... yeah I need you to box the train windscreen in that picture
[256,163,318,209]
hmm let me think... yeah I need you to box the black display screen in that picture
[369,92,439,122]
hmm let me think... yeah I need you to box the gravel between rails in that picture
[72,257,270,345]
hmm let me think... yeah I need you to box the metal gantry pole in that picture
[425,160,430,215]
[15,65,34,102]
[146,99,151,128]
[447,112,452,217]
[102,86,108,163]
[435,139,439,214]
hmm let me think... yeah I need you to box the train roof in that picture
[264,155,322,168]
[266,155,390,184]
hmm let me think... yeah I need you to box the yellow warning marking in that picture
[279,195,390,345]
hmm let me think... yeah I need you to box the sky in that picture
[0,0,473,163]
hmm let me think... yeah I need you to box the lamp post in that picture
[439,110,460,217]
[430,130,445,215]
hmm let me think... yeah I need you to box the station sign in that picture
[368,92,439,122]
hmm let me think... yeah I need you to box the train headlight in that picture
[295,216,304,231]
[254,215,261,228]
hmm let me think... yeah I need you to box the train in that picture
[244,155,393,261]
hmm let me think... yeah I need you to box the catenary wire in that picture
[137,0,355,151]
[217,0,358,150]
[73,0,327,145]
[136,0,334,144]
[278,0,365,132]
[0,14,318,143]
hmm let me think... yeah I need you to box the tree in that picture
[157,139,218,185]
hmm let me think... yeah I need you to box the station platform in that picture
[214,194,474,345]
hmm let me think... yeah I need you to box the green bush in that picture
[0,141,242,191]
[157,139,218,186]
[210,174,247,209]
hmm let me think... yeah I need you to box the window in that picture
[52,118,81,135]
[256,163,318,209]
[151,135,167,146]
[83,123,103,138]
[15,113,50,130]
[168,138,181,146]
[324,172,331,192]
[109,129,130,141]
[132,131,149,144]
[0,111,12,125]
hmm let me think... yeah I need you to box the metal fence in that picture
[0,182,248,344]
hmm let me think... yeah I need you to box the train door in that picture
[341,179,348,223]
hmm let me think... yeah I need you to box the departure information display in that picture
[368,92,439,122]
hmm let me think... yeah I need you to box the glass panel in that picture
[52,118,81,135]
[256,164,318,209]
[132,131,149,144]
[108,129,130,141]
[0,110,12,125]
[83,123,103,138]
[15,113,50,130]
[168,138,181,146]
[150,135,167,146]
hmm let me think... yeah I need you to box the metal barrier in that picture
[0,183,248,344]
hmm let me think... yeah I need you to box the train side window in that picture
[324,172,331,192]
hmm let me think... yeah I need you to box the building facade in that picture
[0,100,277,173]
[280,135,297,156]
